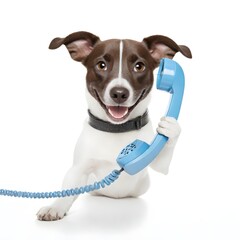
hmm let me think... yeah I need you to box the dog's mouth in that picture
[94,90,146,123]
[107,106,129,120]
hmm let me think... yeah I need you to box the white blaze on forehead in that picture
[103,39,134,106]
[118,40,123,79]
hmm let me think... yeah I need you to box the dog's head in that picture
[49,31,191,124]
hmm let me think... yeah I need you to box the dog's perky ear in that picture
[49,31,100,62]
[143,35,192,64]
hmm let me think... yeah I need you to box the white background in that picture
[0,0,239,239]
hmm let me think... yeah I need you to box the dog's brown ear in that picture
[49,31,100,62]
[143,35,192,64]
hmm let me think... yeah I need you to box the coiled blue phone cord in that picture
[0,168,123,199]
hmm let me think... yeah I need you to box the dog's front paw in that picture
[37,206,66,221]
[157,117,181,145]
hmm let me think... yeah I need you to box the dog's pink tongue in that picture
[107,106,128,119]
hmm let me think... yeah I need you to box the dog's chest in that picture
[74,120,154,164]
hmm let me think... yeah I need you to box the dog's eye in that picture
[134,62,145,73]
[96,61,107,71]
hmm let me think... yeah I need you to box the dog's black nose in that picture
[110,87,130,104]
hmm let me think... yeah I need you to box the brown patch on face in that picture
[121,39,156,100]
[83,39,121,103]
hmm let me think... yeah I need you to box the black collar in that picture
[88,110,149,133]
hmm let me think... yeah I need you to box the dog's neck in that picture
[88,109,149,133]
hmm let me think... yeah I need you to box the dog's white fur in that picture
[37,38,182,221]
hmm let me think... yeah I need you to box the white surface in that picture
[0,1,239,239]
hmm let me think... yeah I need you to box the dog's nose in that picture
[110,87,130,104]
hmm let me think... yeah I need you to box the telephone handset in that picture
[117,58,185,175]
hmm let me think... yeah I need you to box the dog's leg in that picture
[37,165,87,221]
[150,116,181,174]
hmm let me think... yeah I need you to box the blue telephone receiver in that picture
[117,58,185,175]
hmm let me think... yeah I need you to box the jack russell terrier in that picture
[37,31,192,221]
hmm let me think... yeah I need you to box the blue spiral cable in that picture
[0,168,123,199]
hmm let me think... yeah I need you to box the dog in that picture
[37,31,192,221]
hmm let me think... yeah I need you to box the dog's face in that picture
[84,39,156,123]
[49,32,191,124]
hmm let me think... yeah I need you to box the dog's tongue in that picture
[107,106,129,119]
